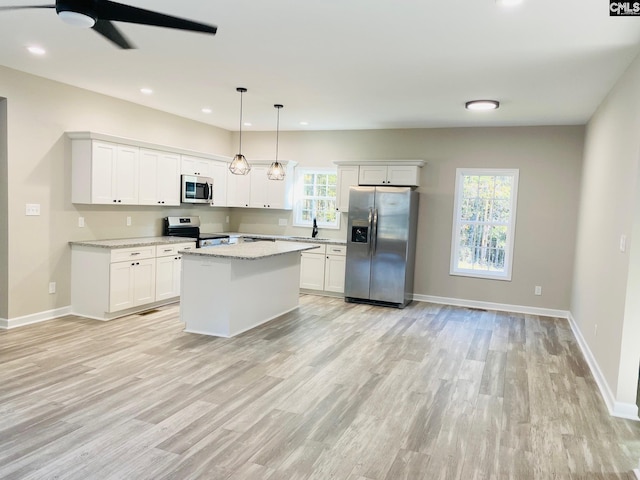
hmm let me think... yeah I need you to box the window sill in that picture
[449,270,512,282]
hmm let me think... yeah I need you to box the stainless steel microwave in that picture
[181,175,213,204]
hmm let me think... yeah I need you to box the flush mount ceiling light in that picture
[201,107,212,114]
[27,45,46,55]
[465,100,500,111]
[267,104,286,181]
[229,87,251,176]
[140,87,153,95]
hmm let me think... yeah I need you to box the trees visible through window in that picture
[294,169,339,228]
[450,168,519,280]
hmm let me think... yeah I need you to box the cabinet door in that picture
[324,255,346,293]
[91,141,117,204]
[138,149,160,205]
[300,253,326,290]
[249,166,269,208]
[358,165,388,185]
[132,258,156,306]
[227,170,251,207]
[336,166,359,212]
[114,145,139,204]
[109,261,134,312]
[209,161,228,207]
[387,165,420,187]
[155,255,178,301]
[181,156,212,177]
[157,152,181,205]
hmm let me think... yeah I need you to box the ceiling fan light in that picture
[465,100,500,111]
[58,11,96,28]
[229,154,251,175]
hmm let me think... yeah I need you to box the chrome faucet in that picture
[312,218,319,238]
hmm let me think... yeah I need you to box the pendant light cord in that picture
[238,90,243,154]
[275,106,280,163]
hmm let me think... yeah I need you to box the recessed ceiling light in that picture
[140,88,153,95]
[201,107,212,114]
[299,121,309,126]
[27,45,46,56]
[243,122,252,127]
[465,100,500,111]
[496,0,523,6]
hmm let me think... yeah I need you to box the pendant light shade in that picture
[267,104,286,181]
[229,87,251,175]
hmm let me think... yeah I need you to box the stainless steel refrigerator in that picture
[345,186,419,308]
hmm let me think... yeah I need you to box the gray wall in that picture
[0,98,7,319]
[237,126,585,311]
[0,66,232,319]
[572,51,640,409]
[1,65,585,322]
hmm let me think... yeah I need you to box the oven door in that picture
[181,175,213,204]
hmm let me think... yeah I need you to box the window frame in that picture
[293,167,340,229]
[449,168,520,281]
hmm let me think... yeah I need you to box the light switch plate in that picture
[25,203,40,216]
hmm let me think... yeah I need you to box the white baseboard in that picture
[567,312,639,421]
[412,294,570,319]
[0,306,72,329]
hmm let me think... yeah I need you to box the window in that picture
[294,168,339,228]
[450,168,519,280]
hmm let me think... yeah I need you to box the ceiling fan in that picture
[0,0,217,49]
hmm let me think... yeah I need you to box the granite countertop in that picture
[225,232,346,246]
[181,241,320,260]
[69,236,198,249]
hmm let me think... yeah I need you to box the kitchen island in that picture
[179,241,319,337]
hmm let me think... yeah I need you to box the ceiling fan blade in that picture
[95,0,217,35]
[0,5,55,10]
[92,19,134,49]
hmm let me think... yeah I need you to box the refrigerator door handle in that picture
[372,208,379,254]
[367,207,373,253]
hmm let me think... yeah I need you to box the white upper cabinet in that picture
[336,166,360,212]
[181,155,213,177]
[227,161,296,210]
[139,149,180,206]
[72,139,139,205]
[359,165,421,186]
[209,161,229,207]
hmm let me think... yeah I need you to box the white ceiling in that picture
[1,0,639,132]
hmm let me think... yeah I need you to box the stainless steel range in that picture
[163,216,229,248]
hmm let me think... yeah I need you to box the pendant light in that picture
[267,104,286,181]
[229,87,251,175]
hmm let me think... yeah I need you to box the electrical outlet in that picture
[25,203,40,216]
[48,282,56,294]
[278,218,288,226]
[594,324,598,336]
[226,216,229,223]
[534,285,542,296]
[78,217,85,228]
[620,234,627,253]
[126,216,132,226]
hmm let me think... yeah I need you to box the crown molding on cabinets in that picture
[333,159,425,167]
[66,131,231,163]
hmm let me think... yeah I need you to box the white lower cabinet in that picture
[155,242,195,301]
[300,245,326,290]
[109,258,156,312]
[299,243,346,294]
[324,245,347,293]
[71,241,196,320]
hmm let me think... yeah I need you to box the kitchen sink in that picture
[287,236,330,241]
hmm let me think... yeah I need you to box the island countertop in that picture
[180,241,319,260]
[69,236,197,249]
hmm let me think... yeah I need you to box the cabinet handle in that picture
[118,200,122,203]
[130,252,140,256]
[163,249,172,252]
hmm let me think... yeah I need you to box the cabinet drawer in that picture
[110,245,156,263]
[156,242,196,257]
[326,245,346,256]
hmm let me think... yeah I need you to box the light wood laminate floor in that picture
[1,296,639,479]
